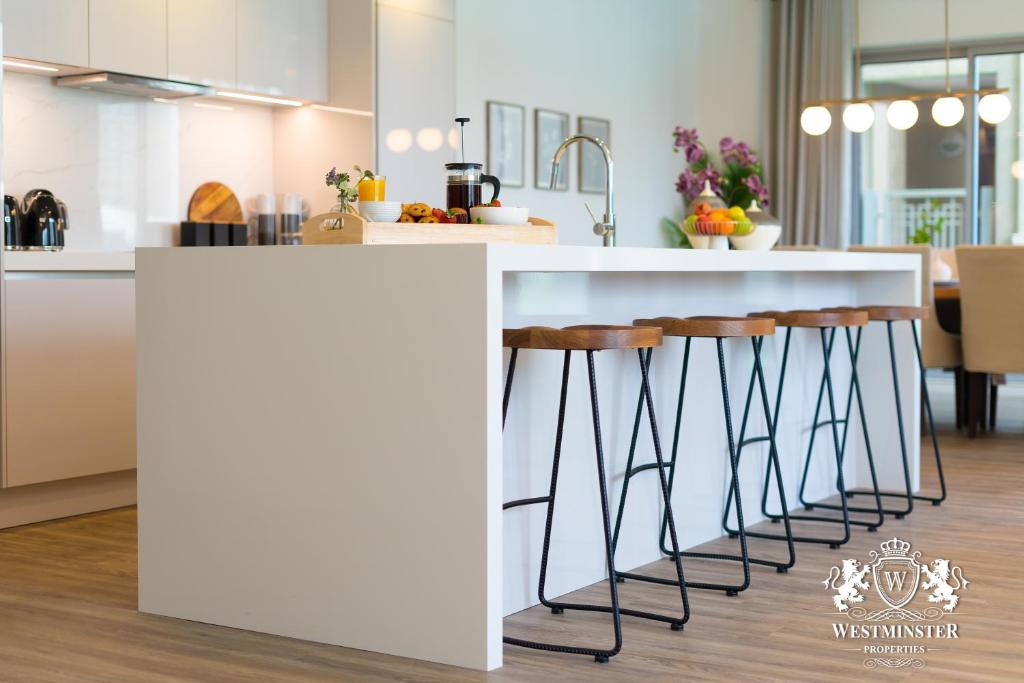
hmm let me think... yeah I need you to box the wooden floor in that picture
[1,424,1022,682]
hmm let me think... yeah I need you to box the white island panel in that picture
[136,245,920,671]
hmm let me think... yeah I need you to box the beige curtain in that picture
[766,0,851,247]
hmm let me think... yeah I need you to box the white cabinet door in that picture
[4,276,136,487]
[168,0,235,88]
[2,0,89,66]
[89,0,167,79]
[237,0,327,101]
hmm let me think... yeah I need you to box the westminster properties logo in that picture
[823,537,969,669]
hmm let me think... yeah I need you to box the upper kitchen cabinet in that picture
[237,0,327,102]
[168,0,236,88]
[1,0,89,66]
[89,0,168,79]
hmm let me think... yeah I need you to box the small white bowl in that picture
[359,201,402,223]
[468,206,529,225]
[729,224,781,250]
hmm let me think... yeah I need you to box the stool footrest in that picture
[503,495,552,510]
[738,435,771,448]
[625,461,673,479]
[745,529,847,546]
[543,597,685,627]
[665,550,791,570]
[813,418,848,430]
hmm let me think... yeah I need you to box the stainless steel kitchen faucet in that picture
[550,135,615,247]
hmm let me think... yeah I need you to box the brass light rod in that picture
[803,87,1009,108]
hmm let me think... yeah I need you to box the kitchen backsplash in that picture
[2,72,273,250]
[3,70,375,251]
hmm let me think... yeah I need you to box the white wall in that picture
[861,0,1024,48]
[450,0,770,247]
[454,0,691,247]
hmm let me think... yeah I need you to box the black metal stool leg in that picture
[883,321,914,518]
[657,337,692,557]
[502,348,518,429]
[798,328,836,508]
[800,327,885,531]
[671,338,751,595]
[609,348,691,629]
[914,321,947,504]
[612,348,652,554]
[504,351,620,662]
[721,335,796,572]
[606,350,688,626]
[855,321,946,505]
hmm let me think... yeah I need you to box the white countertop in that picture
[3,249,136,272]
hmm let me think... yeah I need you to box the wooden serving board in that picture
[188,182,244,223]
[300,212,557,245]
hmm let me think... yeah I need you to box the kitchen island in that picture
[136,245,921,671]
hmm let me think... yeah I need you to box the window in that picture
[854,47,1023,246]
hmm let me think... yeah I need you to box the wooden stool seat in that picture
[748,309,868,328]
[634,316,775,338]
[503,324,662,350]
[821,305,928,321]
[860,305,929,321]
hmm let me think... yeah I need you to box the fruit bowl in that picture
[682,218,755,250]
[682,204,755,250]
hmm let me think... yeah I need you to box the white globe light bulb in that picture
[932,97,965,127]
[978,93,1012,124]
[801,106,832,136]
[843,102,875,133]
[886,100,919,130]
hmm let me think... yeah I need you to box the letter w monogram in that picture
[885,571,907,591]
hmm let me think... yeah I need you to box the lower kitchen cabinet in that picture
[3,275,136,487]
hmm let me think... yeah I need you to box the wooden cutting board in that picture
[188,182,244,223]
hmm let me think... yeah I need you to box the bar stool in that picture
[820,306,944,516]
[735,309,879,549]
[611,316,793,597]
[502,324,689,664]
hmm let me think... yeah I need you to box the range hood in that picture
[55,72,213,99]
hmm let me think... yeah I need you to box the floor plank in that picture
[1,423,1022,682]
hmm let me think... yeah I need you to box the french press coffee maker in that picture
[445,117,500,213]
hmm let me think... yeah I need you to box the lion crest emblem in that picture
[824,538,968,619]
[921,558,970,611]
[823,558,871,612]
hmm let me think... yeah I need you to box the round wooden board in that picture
[188,182,244,223]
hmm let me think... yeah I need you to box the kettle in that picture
[4,194,22,250]
[22,189,67,250]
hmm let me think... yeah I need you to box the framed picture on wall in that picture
[486,101,525,188]
[535,109,570,191]
[578,116,610,194]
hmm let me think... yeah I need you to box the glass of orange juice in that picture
[358,175,386,201]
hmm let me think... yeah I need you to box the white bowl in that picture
[729,224,781,250]
[359,201,402,223]
[468,206,529,225]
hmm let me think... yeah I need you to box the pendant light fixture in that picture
[931,0,964,127]
[800,0,1011,135]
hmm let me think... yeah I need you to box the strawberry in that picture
[431,207,446,220]
[488,199,502,207]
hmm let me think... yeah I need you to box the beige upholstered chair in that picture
[848,245,962,369]
[955,246,1024,374]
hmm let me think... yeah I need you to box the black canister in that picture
[4,194,22,250]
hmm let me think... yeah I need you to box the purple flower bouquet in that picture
[673,127,769,210]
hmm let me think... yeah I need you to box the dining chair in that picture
[955,246,1024,435]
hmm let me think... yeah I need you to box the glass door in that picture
[855,47,1023,246]
[855,57,970,246]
